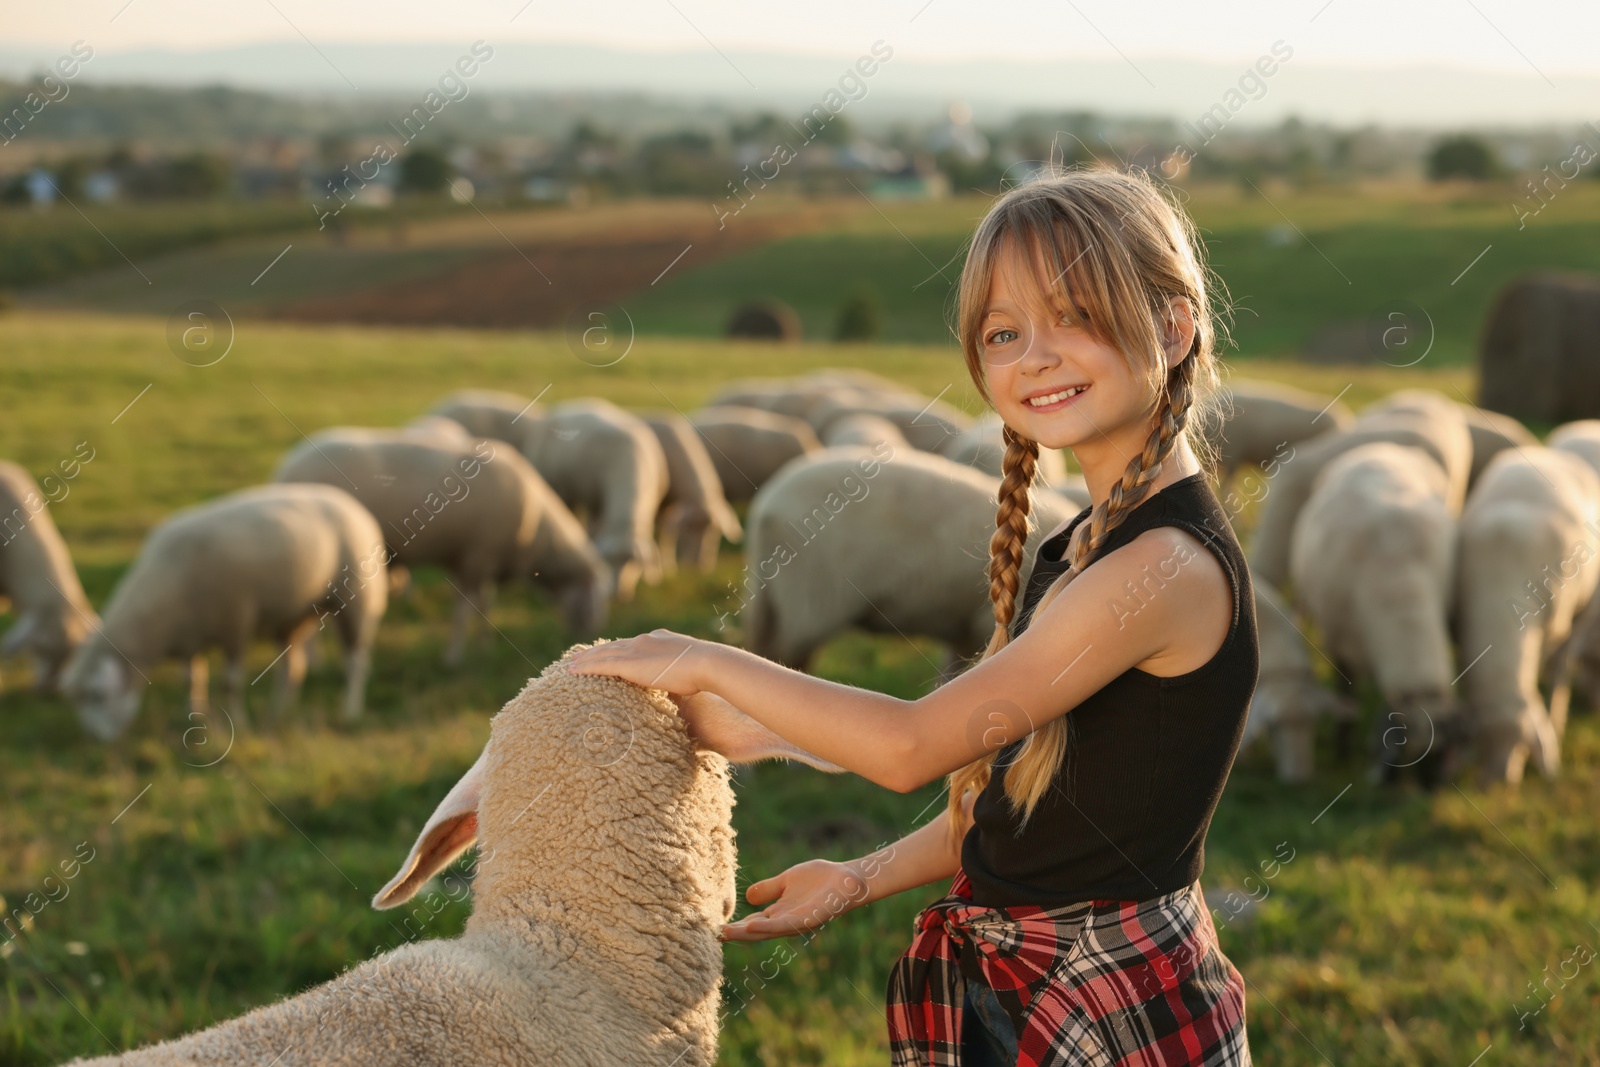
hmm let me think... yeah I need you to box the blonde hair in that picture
[943,164,1228,854]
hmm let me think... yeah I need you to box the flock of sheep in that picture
[9,366,1599,1062]
[3,367,1595,791]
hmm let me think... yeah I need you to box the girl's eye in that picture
[986,328,1018,346]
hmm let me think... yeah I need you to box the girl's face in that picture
[979,239,1163,459]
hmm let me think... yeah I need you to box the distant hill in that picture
[2,40,1598,128]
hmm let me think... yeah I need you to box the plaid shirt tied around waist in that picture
[886,868,1250,1067]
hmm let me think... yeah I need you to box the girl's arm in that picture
[720,791,977,942]
[568,525,1228,794]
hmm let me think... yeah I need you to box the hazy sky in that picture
[9,0,1600,77]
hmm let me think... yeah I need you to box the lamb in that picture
[57,483,387,740]
[1288,441,1463,783]
[1249,393,1473,589]
[274,428,608,665]
[0,460,100,693]
[1198,379,1353,485]
[429,389,543,446]
[688,406,822,504]
[739,443,1083,678]
[520,398,670,602]
[937,410,1071,488]
[1240,577,1357,783]
[641,411,744,575]
[1452,446,1600,784]
[57,642,845,1067]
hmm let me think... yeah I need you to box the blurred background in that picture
[4,2,1600,1064]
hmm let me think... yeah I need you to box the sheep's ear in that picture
[673,692,846,773]
[373,746,489,910]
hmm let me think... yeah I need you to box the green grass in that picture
[622,181,1600,360]
[3,311,1599,1065]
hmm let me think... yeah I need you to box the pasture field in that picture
[2,310,1599,1066]
[15,180,1600,361]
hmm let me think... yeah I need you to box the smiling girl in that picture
[569,164,1255,1065]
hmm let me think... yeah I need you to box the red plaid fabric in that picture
[886,868,1250,1066]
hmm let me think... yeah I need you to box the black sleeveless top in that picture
[959,472,1258,907]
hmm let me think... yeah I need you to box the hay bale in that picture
[1478,271,1600,423]
[727,299,802,342]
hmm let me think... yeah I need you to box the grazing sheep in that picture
[1250,396,1474,588]
[1199,379,1353,484]
[1457,405,1538,487]
[641,412,743,575]
[937,411,1071,488]
[402,414,477,447]
[1289,441,1463,783]
[58,484,387,740]
[274,428,606,665]
[689,406,821,504]
[520,399,670,603]
[58,642,844,1067]
[1548,419,1600,479]
[806,393,974,454]
[0,461,100,693]
[429,389,542,446]
[820,411,911,451]
[1544,420,1600,707]
[1241,577,1357,783]
[739,444,1081,678]
[1453,447,1600,785]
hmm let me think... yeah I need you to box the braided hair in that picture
[942,164,1227,855]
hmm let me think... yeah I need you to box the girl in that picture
[569,164,1255,1066]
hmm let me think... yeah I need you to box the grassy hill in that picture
[14,180,1600,363]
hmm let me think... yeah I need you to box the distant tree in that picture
[639,130,722,195]
[157,153,230,199]
[399,146,452,194]
[1428,134,1498,180]
[834,285,883,342]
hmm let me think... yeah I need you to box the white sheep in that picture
[274,428,608,665]
[805,392,974,454]
[1241,576,1357,783]
[739,444,1082,678]
[642,411,744,575]
[688,406,822,504]
[1547,419,1600,480]
[1458,405,1538,487]
[57,642,844,1067]
[1198,378,1354,485]
[1250,394,1473,589]
[57,483,387,740]
[1289,441,1463,782]
[0,460,100,693]
[936,410,1071,488]
[1544,419,1600,707]
[520,398,670,603]
[820,411,911,451]
[1453,446,1600,785]
[429,389,542,446]
[402,414,477,447]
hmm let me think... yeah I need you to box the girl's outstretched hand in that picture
[720,859,869,942]
[566,629,705,696]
